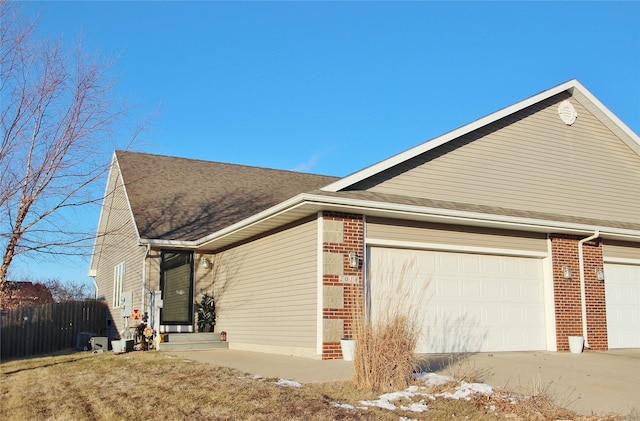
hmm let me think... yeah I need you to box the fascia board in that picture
[300,194,640,241]
[139,238,197,248]
[87,152,119,276]
[570,80,640,150]
[150,192,639,251]
[321,79,631,192]
[117,156,143,245]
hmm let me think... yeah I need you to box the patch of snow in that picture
[379,390,416,402]
[415,372,456,386]
[360,398,397,410]
[399,402,429,412]
[275,378,302,388]
[360,386,431,412]
[400,417,418,421]
[435,381,493,400]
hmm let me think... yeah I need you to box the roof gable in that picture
[332,88,639,228]
[322,79,640,192]
[116,151,338,241]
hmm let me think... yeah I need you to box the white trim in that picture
[139,192,640,252]
[316,212,324,356]
[321,79,640,192]
[603,257,640,265]
[366,238,550,259]
[543,236,557,351]
[88,153,119,275]
[304,194,640,240]
[115,155,143,245]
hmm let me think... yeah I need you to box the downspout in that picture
[141,244,151,317]
[578,230,599,349]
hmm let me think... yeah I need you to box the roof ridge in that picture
[115,149,339,179]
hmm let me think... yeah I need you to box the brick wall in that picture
[322,212,364,359]
[551,234,608,351]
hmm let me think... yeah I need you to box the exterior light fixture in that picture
[348,251,359,269]
[596,268,605,281]
[562,266,572,279]
[201,257,211,270]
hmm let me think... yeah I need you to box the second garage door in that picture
[605,263,640,349]
[368,247,547,353]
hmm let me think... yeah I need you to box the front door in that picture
[160,250,194,332]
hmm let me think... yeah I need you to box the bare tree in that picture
[0,2,146,302]
[39,277,93,302]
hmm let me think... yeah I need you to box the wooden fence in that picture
[0,300,109,360]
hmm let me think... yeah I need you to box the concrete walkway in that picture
[166,348,354,383]
[165,348,640,417]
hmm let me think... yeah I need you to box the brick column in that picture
[321,212,364,359]
[551,234,608,351]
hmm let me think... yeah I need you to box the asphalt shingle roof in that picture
[116,150,339,241]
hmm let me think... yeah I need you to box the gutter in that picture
[139,193,639,250]
[578,230,600,348]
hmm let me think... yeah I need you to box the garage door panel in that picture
[370,247,546,353]
[483,281,502,298]
[605,263,640,349]
[502,258,523,276]
[502,282,523,300]
[462,279,483,298]
[461,254,481,273]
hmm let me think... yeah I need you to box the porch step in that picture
[157,332,229,352]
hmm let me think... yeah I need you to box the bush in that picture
[354,313,419,392]
[353,259,425,393]
[197,293,216,332]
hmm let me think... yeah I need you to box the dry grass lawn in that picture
[0,350,623,421]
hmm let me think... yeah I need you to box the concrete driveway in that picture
[423,349,640,417]
[166,348,640,417]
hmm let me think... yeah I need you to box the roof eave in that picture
[154,193,639,252]
[301,194,640,241]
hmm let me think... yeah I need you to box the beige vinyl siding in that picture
[360,93,640,225]
[93,163,146,336]
[147,249,161,291]
[367,217,548,253]
[213,217,318,354]
[603,240,640,261]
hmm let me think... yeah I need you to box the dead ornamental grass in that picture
[353,259,424,393]
[353,314,419,393]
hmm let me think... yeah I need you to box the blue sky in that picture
[12,1,640,287]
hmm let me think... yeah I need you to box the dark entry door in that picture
[160,250,194,331]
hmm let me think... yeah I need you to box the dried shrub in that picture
[353,258,426,393]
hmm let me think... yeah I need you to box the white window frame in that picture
[113,262,125,308]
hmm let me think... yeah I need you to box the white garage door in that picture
[369,247,546,353]
[605,263,640,349]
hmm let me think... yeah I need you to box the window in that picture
[113,262,125,307]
